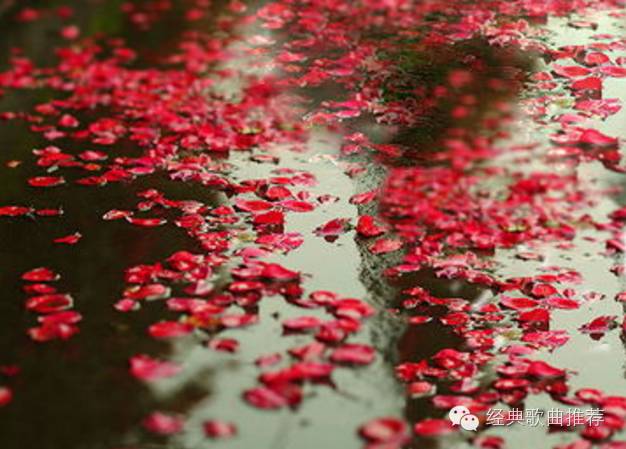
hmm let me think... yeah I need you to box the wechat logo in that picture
[449,406,479,431]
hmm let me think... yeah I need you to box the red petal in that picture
[253,210,284,225]
[360,417,408,443]
[579,129,618,147]
[243,384,302,409]
[25,294,73,314]
[235,198,273,212]
[409,315,432,325]
[38,311,82,325]
[126,217,167,227]
[220,314,258,328]
[413,418,455,436]
[203,420,237,439]
[331,343,376,365]
[553,65,592,78]
[600,66,626,77]
[500,296,539,310]
[283,316,323,332]
[28,176,65,187]
[53,232,82,245]
[571,77,602,91]
[518,308,550,323]
[28,322,79,342]
[314,218,350,236]
[583,52,610,66]
[527,360,565,379]
[545,296,580,309]
[22,267,60,282]
[148,321,193,339]
[350,190,378,205]
[527,283,558,298]
[494,378,530,390]
[356,215,386,237]
[279,200,315,212]
[23,283,57,295]
[0,387,13,407]
[407,381,435,398]
[579,315,618,335]
[369,238,403,254]
[124,284,170,301]
[0,206,32,217]
[36,208,63,217]
[143,412,184,435]
[474,436,505,449]
[261,263,299,281]
[208,338,239,352]
[130,355,181,381]
[102,209,132,220]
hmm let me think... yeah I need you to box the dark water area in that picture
[0,2,222,448]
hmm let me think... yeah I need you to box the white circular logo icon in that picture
[448,406,470,425]
[460,413,479,431]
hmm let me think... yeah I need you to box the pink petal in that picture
[203,420,237,439]
[331,343,376,365]
[369,238,403,254]
[283,316,323,332]
[130,355,181,381]
[360,417,408,444]
[148,321,193,339]
[143,412,184,435]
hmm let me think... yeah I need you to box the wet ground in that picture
[1,1,626,449]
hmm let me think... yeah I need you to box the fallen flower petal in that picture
[359,417,408,444]
[283,316,323,332]
[243,384,302,409]
[53,232,82,245]
[414,418,455,436]
[28,176,65,187]
[143,412,184,435]
[0,206,32,217]
[25,294,73,314]
[314,218,350,238]
[261,263,299,281]
[527,360,566,379]
[22,267,60,282]
[203,420,237,439]
[0,387,12,407]
[579,315,618,337]
[130,355,182,381]
[407,381,435,398]
[208,338,239,353]
[126,217,167,227]
[331,343,376,365]
[369,238,403,255]
[148,321,193,339]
